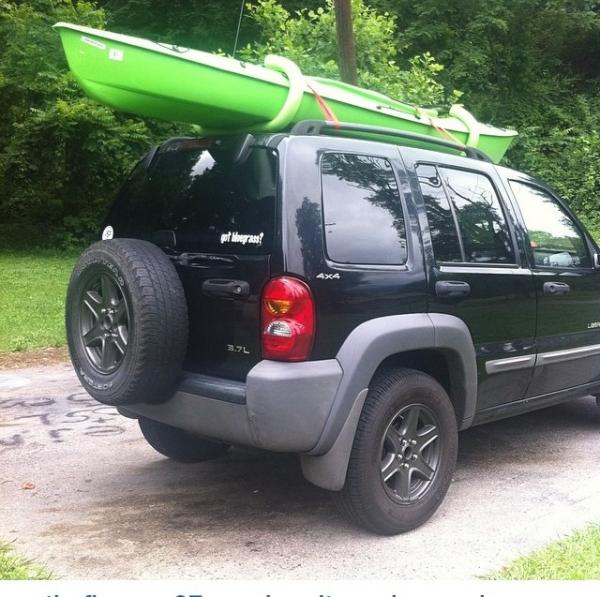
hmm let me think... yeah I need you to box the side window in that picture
[440,167,515,264]
[321,153,407,265]
[416,164,462,262]
[416,164,515,264]
[510,180,591,268]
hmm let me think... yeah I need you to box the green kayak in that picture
[54,22,517,162]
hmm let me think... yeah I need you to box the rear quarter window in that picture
[320,152,407,266]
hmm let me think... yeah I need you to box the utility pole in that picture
[334,0,358,85]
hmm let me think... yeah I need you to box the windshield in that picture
[106,140,277,254]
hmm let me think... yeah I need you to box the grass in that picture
[491,525,600,580]
[0,250,76,353]
[0,542,52,580]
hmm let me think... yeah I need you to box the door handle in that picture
[202,279,250,299]
[543,281,570,295]
[435,280,471,298]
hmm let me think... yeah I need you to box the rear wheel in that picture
[66,239,188,406]
[336,368,458,535]
[139,417,230,463]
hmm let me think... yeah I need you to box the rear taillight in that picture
[261,276,315,361]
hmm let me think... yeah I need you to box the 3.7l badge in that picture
[227,344,250,354]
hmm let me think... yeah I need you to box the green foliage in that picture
[367,0,600,232]
[100,0,255,53]
[0,1,178,248]
[240,0,455,105]
[98,0,323,53]
[506,95,600,235]
[372,0,599,116]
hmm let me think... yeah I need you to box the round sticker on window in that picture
[102,226,114,240]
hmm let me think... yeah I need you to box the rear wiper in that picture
[169,252,236,267]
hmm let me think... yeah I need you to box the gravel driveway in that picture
[1,364,599,579]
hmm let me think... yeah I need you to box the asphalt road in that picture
[1,364,600,580]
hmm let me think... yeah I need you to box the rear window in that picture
[106,139,277,254]
[320,152,408,265]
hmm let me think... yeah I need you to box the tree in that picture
[334,0,358,84]
[98,0,324,52]
[240,0,455,105]
[370,0,600,120]
[0,0,177,247]
[370,0,600,236]
[4,0,600,247]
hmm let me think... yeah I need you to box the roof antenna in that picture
[232,0,245,57]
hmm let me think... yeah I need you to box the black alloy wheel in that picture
[80,273,131,374]
[380,404,441,503]
[66,239,188,406]
[335,368,458,535]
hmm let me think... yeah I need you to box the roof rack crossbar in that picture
[290,120,494,163]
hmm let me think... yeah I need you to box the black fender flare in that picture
[301,313,477,490]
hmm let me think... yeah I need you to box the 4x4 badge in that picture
[316,273,341,280]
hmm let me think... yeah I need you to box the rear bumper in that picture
[118,359,343,453]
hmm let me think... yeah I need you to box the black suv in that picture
[66,121,600,535]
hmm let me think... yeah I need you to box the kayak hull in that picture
[55,23,517,162]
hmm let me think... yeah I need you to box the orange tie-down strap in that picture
[305,85,467,150]
[307,83,341,128]
[429,117,466,150]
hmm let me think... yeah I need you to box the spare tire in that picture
[66,239,188,406]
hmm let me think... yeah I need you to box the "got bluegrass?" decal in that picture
[220,231,264,246]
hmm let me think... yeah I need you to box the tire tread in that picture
[335,368,458,535]
[66,239,188,405]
